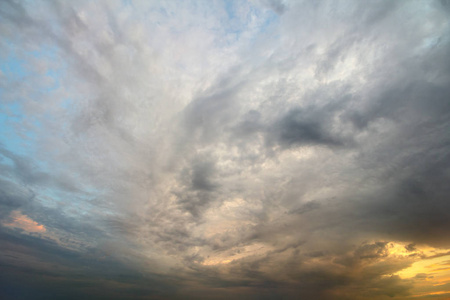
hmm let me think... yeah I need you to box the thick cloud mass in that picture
[1,0,450,299]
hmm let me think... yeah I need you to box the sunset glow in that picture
[3,211,47,233]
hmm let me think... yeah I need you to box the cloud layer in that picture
[1,0,450,299]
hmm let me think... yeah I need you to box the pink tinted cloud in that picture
[3,211,46,233]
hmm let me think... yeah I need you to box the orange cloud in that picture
[3,211,46,233]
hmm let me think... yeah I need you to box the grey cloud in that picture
[414,273,431,280]
[232,96,352,154]
[260,0,287,15]
[175,191,213,218]
[0,230,177,300]
[269,108,344,148]
[355,242,390,260]
[0,146,82,194]
[190,160,219,192]
[0,178,34,211]
[0,147,49,186]
[232,110,263,137]
[405,243,417,252]
[182,78,245,145]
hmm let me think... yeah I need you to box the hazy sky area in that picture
[1,1,450,299]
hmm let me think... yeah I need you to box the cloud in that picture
[3,211,46,233]
[268,107,346,148]
[1,0,450,299]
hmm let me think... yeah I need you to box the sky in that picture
[1,0,450,299]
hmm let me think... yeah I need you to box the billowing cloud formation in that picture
[1,0,450,299]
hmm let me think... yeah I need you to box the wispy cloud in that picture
[3,210,46,233]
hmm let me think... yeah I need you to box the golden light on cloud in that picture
[387,243,450,299]
[3,211,46,233]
